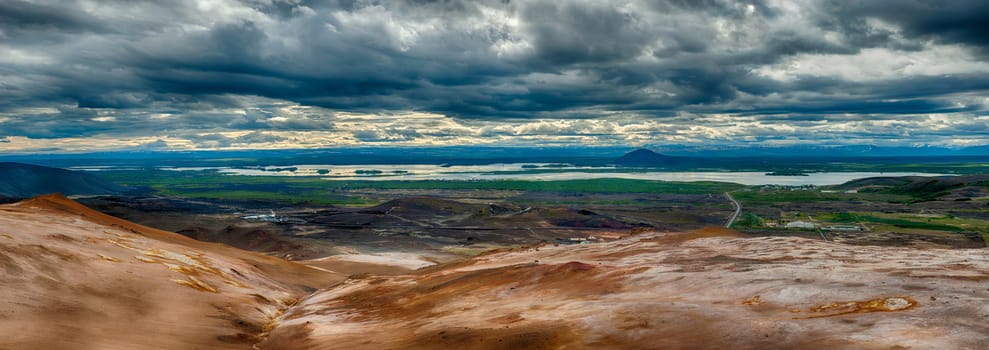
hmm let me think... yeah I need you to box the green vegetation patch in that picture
[732,212,764,228]
[326,178,744,194]
[101,170,744,204]
[825,212,963,232]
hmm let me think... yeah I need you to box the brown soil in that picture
[0,195,342,349]
[5,195,989,349]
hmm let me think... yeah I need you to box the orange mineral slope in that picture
[0,194,344,350]
[6,195,989,350]
[263,228,989,350]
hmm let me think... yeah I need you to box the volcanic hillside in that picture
[263,228,989,350]
[3,196,989,349]
[0,162,128,198]
[613,149,680,166]
[834,174,989,201]
[0,194,343,349]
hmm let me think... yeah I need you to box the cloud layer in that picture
[1,0,987,151]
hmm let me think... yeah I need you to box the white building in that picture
[785,221,817,229]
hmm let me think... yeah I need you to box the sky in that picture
[1,0,988,153]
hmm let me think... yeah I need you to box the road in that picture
[724,192,741,228]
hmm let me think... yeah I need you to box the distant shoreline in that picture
[765,171,810,176]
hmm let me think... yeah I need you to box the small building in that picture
[824,225,862,231]
[556,237,591,245]
[241,210,306,224]
[785,221,817,229]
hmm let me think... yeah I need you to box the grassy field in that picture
[99,170,746,205]
[822,212,965,232]
[814,211,989,246]
[325,178,745,194]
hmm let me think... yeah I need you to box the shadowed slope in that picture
[0,162,127,197]
[0,194,344,350]
[18,194,343,289]
[834,174,989,201]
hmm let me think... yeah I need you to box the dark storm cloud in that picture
[177,131,287,148]
[521,2,653,65]
[0,0,106,37]
[0,0,987,146]
[819,0,989,54]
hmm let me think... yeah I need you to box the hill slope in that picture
[263,229,989,349]
[614,149,679,166]
[0,162,127,197]
[834,174,989,201]
[4,196,989,349]
[0,194,343,350]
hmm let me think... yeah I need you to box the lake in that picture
[155,163,950,186]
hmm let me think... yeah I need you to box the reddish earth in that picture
[0,195,343,349]
[3,196,989,349]
[264,227,989,349]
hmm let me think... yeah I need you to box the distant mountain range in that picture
[645,144,989,158]
[0,162,128,198]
